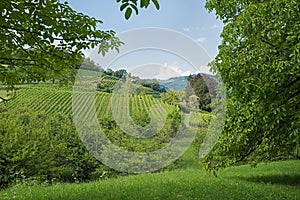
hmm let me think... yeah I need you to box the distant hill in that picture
[158,74,215,91]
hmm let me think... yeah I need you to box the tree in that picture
[80,57,102,72]
[186,74,212,112]
[0,0,159,100]
[161,90,177,105]
[0,1,122,92]
[104,68,114,76]
[203,0,300,171]
[113,69,128,78]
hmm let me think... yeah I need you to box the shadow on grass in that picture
[239,174,300,186]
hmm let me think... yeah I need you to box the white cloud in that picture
[182,27,190,32]
[155,63,202,80]
[130,63,214,80]
[195,37,206,44]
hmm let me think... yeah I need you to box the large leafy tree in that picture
[204,0,300,170]
[0,0,159,100]
[186,73,216,112]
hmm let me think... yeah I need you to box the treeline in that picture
[78,58,128,78]
[132,78,167,93]
[78,57,102,72]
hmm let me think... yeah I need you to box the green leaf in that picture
[141,0,150,8]
[125,7,132,20]
[120,3,129,11]
[151,0,160,10]
[131,4,139,15]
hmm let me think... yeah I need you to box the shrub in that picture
[0,108,117,189]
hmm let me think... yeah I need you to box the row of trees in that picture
[79,57,129,79]
[79,58,102,72]
[132,77,167,93]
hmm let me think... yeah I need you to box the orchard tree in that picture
[204,0,300,171]
[0,0,160,100]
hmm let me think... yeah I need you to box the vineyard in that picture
[97,75,120,92]
[3,83,177,122]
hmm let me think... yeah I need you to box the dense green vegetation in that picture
[0,74,202,188]
[186,74,214,112]
[204,0,300,170]
[2,76,298,199]
[0,108,119,189]
[97,76,120,93]
[1,0,299,198]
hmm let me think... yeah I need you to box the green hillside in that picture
[3,83,175,120]
[1,72,298,199]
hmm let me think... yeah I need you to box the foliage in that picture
[117,0,160,19]
[135,86,160,96]
[0,0,123,93]
[204,0,300,170]
[188,111,211,128]
[102,68,127,79]
[79,58,103,72]
[161,90,177,105]
[1,83,182,173]
[103,68,114,76]
[113,69,128,78]
[0,108,118,189]
[98,96,181,153]
[97,76,120,93]
[186,74,212,112]
[133,78,166,93]
[131,109,151,127]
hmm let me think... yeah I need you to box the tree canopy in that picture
[204,0,300,170]
[0,0,159,96]
[186,73,215,112]
[79,58,103,72]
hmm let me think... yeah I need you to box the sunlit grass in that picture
[1,159,299,200]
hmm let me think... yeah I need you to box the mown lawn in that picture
[0,159,299,200]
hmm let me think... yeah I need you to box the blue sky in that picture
[69,0,223,79]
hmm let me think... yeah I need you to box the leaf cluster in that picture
[117,0,160,19]
[0,0,122,92]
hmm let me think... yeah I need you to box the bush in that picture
[0,108,117,189]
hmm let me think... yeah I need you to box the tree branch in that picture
[0,25,40,35]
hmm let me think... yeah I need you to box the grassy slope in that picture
[1,146,299,200]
